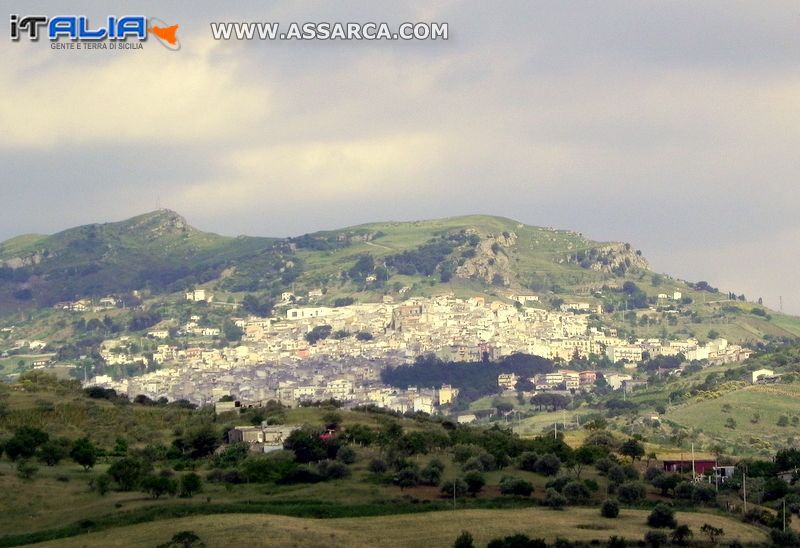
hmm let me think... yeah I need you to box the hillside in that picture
[0,374,779,547]
[0,210,797,351]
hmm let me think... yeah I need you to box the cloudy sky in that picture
[1,1,799,312]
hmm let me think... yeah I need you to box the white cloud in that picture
[0,39,270,146]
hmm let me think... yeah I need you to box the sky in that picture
[1,1,799,313]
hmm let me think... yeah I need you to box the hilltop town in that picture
[80,291,752,415]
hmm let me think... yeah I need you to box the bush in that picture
[644,530,668,548]
[336,445,357,464]
[37,439,70,466]
[499,476,534,497]
[368,458,387,474]
[95,474,111,496]
[108,457,151,491]
[770,528,799,547]
[671,524,692,546]
[454,530,475,548]
[420,461,444,486]
[141,474,178,499]
[534,453,562,476]
[647,503,677,528]
[699,523,724,544]
[519,451,539,471]
[617,481,646,504]
[464,471,486,496]
[441,478,468,498]
[179,472,202,497]
[70,438,97,470]
[318,460,350,480]
[487,534,547,548]
[563,481,591,503]
[601,499,620,518]
[544,487,567,509]
[16,459,38,480]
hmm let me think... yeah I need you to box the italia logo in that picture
[9,15,180,50]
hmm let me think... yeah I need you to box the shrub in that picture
[37,439,70,466]
[464,471,486,496]
[770,528,799,547]
[70,437,97,470]
[563,481,591,503]
[453,530,475,548]
[318,460,350,480]
[534,453,562,476]
[698,523,724,543]
[95,474,111,496]
[601,499,620,518]
[648,503,677,528]
[368,458,387,474]
[16,459,38,480]
[671,524,692,546]
[544,487,567,509]
[336,445,357,464]
[141,474,178,499]
[644,530,668,548]
[179,472,202,497]
[441,478,468,498]
[519,451,539,471]
[487,534,547,548]
[617,481,646,504]
[499,476,534,497]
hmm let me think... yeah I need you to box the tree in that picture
[499,476,533,497]
[179,472,202,498]
[95,474,111,496]
[441,478,468,498]
[618,481,647,504]
[777,415,790,427]
[156,530,204,548]
[464,471,486,496]
[394,468,420,491]
[563,481,590,504]
[671,524,693,546]
[453,530,475,548]
[38,438,70,466]
[699,524,724,544]
[284,428,327,463]
[620,438,645,462]
[601,499,620,518]
[108,457,151,491]
[724,417,736,429]
[648,504,677,528]
[4,426,49,460]
[534,454,561,476]
[544,487,567,508]
[141,474,178,499]
[16,459,38,480]
[70,438,97,470]
[336,445,356,464]
[305,325,332,345]
[644,530,668,548]
[183,425,220,459]
[652,473,680,496]
[222,320,243,341]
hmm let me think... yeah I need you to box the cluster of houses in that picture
[77,293,754,412]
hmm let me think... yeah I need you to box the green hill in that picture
[0,210,797,346]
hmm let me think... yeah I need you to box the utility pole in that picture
[743,470,748,513]
[554,420,558,439]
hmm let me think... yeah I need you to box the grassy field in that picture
[31,507,767,547]
[667,384,800,455]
